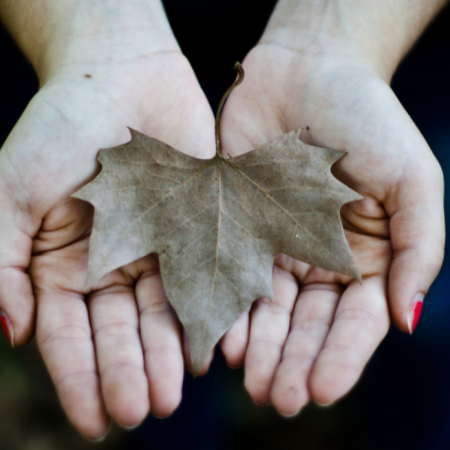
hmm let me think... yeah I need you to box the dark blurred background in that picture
[1,1,450,449]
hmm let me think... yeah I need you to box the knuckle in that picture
[281,353,315,368]
[140,300,173,315]
[38,323,91,346]
[144,343,181,355]
[322,342,365,362]
[291,315,332,332]
[94,321,136,339]
[335,306,385,329]
[100,361,142,376]
[253,297,291,316]
[55,369,97,389]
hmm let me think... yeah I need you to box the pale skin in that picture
[0,0,446,439]
[219,0,447,413]
[0,0,216,438]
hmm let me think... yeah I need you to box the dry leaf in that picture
[74,128,361,374]
[73,64,362,374]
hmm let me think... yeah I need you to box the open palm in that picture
[219,45,444,415]
[0,52,215,438]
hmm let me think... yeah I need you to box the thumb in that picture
[0,189,39,347]
[387,153,445,334]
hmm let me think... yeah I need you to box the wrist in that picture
[1,0,180,83]
[258,0,447,82]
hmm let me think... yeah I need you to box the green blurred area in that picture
[0,337,127,449]
[0,333,365,450]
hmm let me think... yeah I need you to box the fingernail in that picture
[153,414,173,420]
[85,429,110,442]
[227,363,240,369]
[87,437,105,443]
[253,400,270,407]
[0,311,14,348]
[315,401,335,407]
[122,424,140,430]
[407,293,424,334]
[280,409,301,418]
[85,421,112,442]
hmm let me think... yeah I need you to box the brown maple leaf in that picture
[73,64,362,375]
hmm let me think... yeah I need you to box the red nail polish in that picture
[0,312,14,347]
[407,294,424,334]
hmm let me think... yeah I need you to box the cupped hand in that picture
[219,45,445,415]
[0,51,215,438]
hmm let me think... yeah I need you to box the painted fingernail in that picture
[407,293,424,334]
[0,311,14,348]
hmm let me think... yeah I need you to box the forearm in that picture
[260,0,448,80]
[0,0,178,82]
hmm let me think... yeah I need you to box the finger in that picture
[270,286,340,416]
[88,286,149,428]
[0,266,35,347]
[220,306,250,369]
[387,159,445,333]
[36,290,109,439]
[136,271,184,418]
[244,265,299,406]
[0,214,37,346]
[310,276,390,404]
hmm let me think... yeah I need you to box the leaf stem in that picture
[215,62,245,158]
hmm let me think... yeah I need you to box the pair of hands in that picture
[0,39,444,439]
